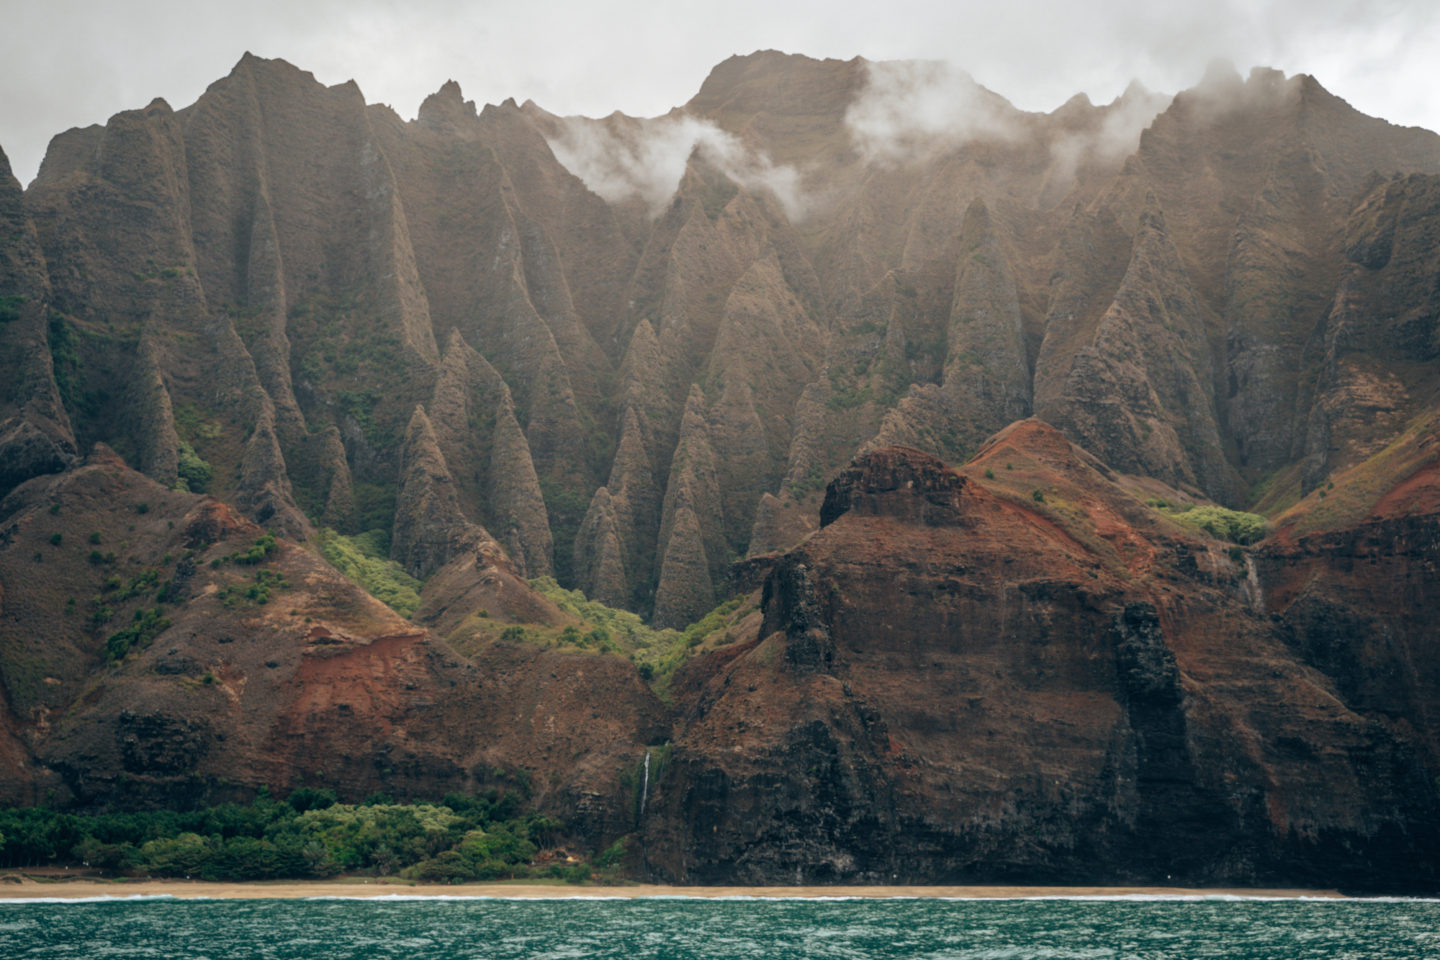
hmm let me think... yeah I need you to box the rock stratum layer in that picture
[2,52,1440,890]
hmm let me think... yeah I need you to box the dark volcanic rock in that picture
[819,445,966,528]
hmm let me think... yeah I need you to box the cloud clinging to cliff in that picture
[1,0,1436,187]
[543,115,807,219]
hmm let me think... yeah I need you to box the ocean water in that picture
[1,894,1437,959]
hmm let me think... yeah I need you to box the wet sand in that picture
[0,878,1347,900]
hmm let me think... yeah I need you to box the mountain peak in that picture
[688,49,863,119]
[418,78,477,128]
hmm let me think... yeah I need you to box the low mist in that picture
[1047,84,1173,183]
[543,113,808,219]
[845,58,1171,185]
[844,60,1023,163]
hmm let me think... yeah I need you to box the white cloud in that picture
[1047,84,1173,185]
[543,114,809,219]
[844,60,1023,163]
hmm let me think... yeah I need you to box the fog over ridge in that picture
[3,0,1437,188]
[542,113,809,219]
[542,58,1178,218]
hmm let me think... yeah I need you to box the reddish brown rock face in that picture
[640,436,1440,889]
[819,445,966,527]
[0,452,665,847]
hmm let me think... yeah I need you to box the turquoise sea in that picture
[1,895,1437,959]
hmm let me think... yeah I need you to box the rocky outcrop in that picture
[313,425,357,529]
[126,331,181,486]
[489,392,554,578]
[426,330,553,577]
[0,452,664,837]
[14,51,1440,611]
[640,434,1440,889]
[652,388,727,627]
[391,405,491,579]
[1035,201,1233,498]
[1301,174,1440,488]
[819,445,966,527]
[0,146,75,497]
[573,486,630,609]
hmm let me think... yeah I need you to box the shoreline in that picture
[0,877,1349,900]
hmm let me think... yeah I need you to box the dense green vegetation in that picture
[524,579,747,692]
[537,480,590,587]
[0,790,599,883]
[318,528,422,617]
[1151,500,1269,545]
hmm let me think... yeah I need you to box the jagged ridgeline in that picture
[3,49,1440,632]
[5,50,1440,890]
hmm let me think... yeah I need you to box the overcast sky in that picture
[2,0,1437,187]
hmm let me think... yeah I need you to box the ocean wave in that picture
[0,893,194,904]
[302,894,636,902]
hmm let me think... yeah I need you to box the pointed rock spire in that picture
[653,386,725,628]
[236,403,309,539]
[490,390,554,577]
[574,486,630,608]
[392,405,493,579]
[652,500,714,630]
[0,146,77,495]
[127,330,181,486]
[940,198,1031,433]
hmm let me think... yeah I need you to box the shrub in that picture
[595,837,627,869]
[219,569,289,608]
[230,534,277,565]
[174,440,213,493]
[0,294,26,324]
[287,787,338,813]
[105,607,171,661]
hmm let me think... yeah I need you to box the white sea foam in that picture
[288,891,1440,904]
[0,893,191,904]
[13,891,1427,905]
[302,893,634,902]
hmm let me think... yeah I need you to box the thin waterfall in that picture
[639,750,651,819]
[1241,553,1264,614]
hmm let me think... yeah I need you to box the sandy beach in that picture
[0,877,1347,900]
